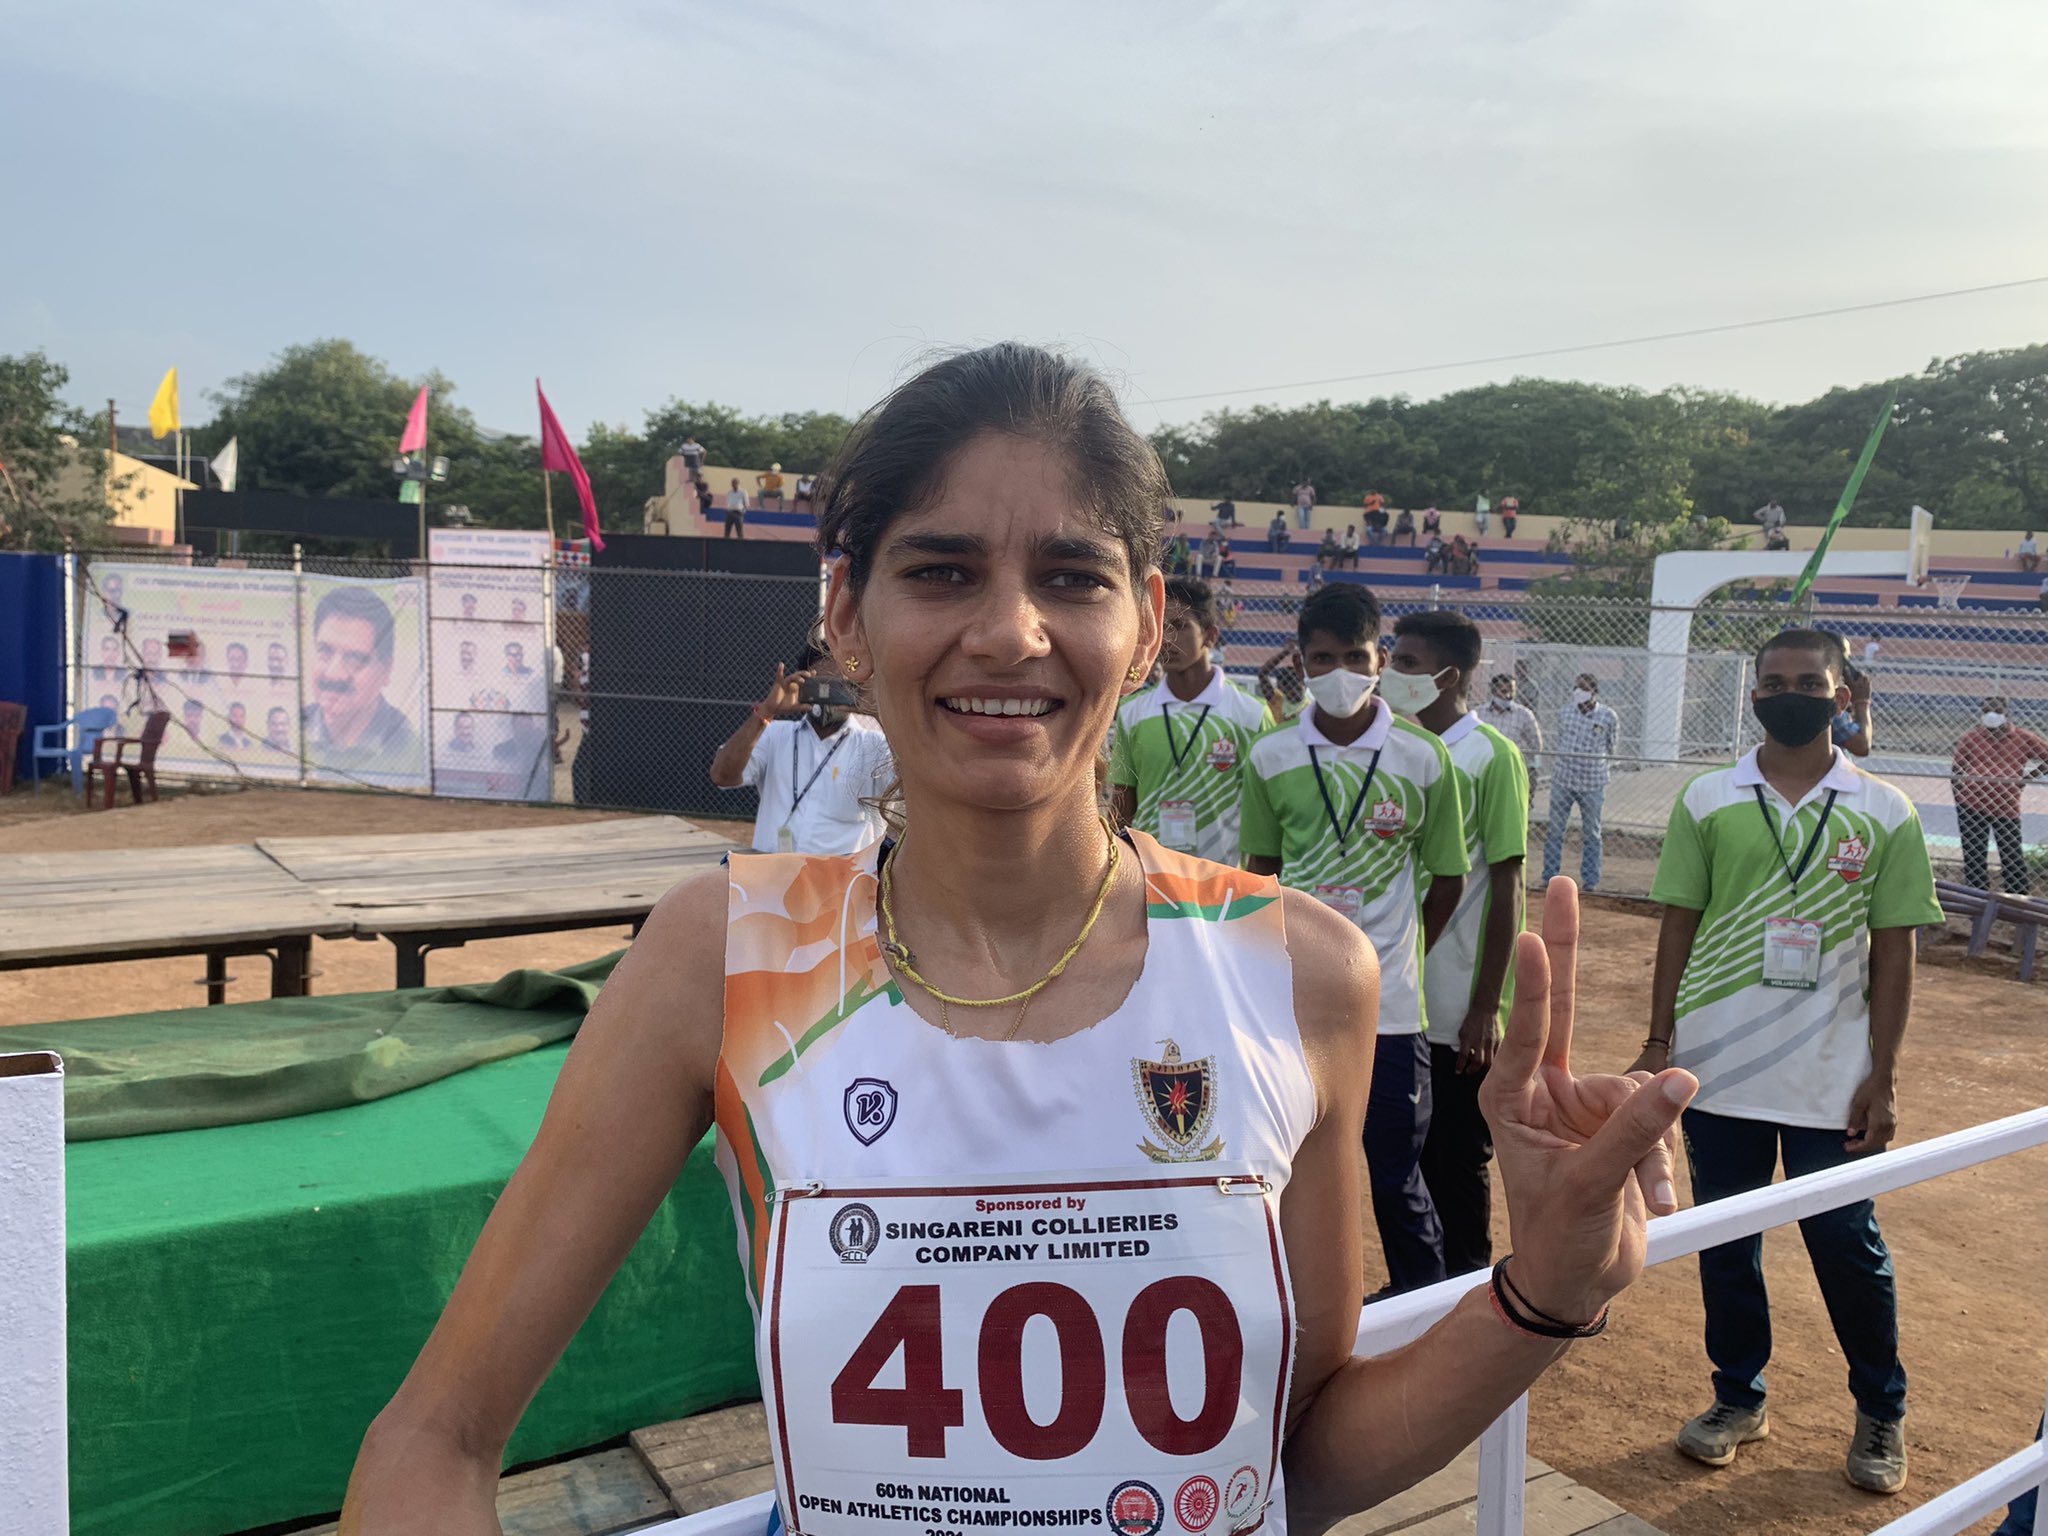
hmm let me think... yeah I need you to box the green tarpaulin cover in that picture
[6,954,625,1142]
[12,966,761,1536]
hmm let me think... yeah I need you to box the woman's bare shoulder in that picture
[1277,886,1379,1114]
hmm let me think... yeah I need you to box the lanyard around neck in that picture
[1308,744,1383,852]
[1753,785,1838,891]
[790,725,848,817]
[1161,701,1214,771]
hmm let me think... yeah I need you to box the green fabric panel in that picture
[7,954,623,1141]
[67,1040,760,1536]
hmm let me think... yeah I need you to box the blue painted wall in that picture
[0,551,67,787]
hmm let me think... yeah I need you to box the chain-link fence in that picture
[68,549,2048,898]
[68,547,824,824]
[1222,586,2048,897]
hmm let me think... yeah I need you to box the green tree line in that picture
[5,337,2044,552]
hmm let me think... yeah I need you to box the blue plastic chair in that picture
[30,707,118,794]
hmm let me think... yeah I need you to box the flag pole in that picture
[543,468,556,545]
[176,428,186,546]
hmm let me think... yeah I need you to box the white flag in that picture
[211,436,239,492]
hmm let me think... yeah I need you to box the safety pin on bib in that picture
[767,1181,825,1203]
[1216,1174,1272,1196]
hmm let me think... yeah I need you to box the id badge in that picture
[776,823,796,855]
[1761,915,1822,989]
[1158,798,1199,852]
[1314,884,1365,925]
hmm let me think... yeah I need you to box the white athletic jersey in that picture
[715,832,1317,1536]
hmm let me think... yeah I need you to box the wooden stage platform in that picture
[286,1402,1663,1536]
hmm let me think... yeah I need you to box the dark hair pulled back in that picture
[815,343,1168,594]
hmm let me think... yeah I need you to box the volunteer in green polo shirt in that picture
[1385,610,1531,1279]
[1241,581,1469,1293]
[1637,627,1940,1496]
[1109,575,1273,862]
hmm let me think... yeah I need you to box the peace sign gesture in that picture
[1480,878,1698,1326]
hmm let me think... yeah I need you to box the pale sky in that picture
[6,1,2047,442]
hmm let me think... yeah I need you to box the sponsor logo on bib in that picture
[1828,834,1869,882]
[1206,737,1238,772]
[1370,796,1406,838]
[1108,1481,1165,1536]
[1223,1467,1261,1527]
[1175,1476,1220,1533]
[828,1202,880,1264]
[1133,1038,1225,1163]
[842,1076,899,1146]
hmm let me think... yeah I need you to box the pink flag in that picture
[537,380,605,552]
[398,386,429,455]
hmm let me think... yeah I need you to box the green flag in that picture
[1788,386,1896,605]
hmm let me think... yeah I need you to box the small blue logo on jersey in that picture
[844,1077,899,1146]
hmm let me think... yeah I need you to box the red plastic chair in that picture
[86,710,170,810]
[0,701,24,796]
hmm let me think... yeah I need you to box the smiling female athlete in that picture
[340,345,1695,1536]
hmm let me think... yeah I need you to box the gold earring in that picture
[843,653,860,676]
[1127,662,1146,684]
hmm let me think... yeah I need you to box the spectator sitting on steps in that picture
[1394,507,1416,546]
[1317,527,1340,568]
[1268,509,1290,554]
[2018,531,2039,572]
[756,463,786,511]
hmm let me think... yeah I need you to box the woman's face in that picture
[827,433,1162,815]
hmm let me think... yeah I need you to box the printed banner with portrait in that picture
[427,528,552,800]
[79,563,305,782]
[299,573,430,790]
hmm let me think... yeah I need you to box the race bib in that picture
[763,1170,1292,1536]
[1313,885,1364,925]
[1158,800,1200,854]
[1761,916,1822,990]
[777,823,797,855]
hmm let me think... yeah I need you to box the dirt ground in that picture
[3,784,2043,1536]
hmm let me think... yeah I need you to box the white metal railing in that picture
[641,1104,2048,1536]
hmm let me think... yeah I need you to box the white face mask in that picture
[1306,666,1378,718]
[1982,712,2008,730]
[1380,667,1449,717]
[1571,687,1594,706]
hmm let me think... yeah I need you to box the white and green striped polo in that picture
[1240,698,1470,1035]
[1109,671,1273,864]
[1423,714,1530,1041]
[1650,748,1942,1129]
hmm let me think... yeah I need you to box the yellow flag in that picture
[148,367,180,438]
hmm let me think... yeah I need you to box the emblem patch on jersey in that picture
[1175,1476,1220,1533]
[843,1077,899,1145]
[1828,834,1869,882]
[1369,796,1406,838]
[828,1202,881,1264]
[1133,1038,1224,1162]
[1107,1480,1165,1536]
[1223,1467,1262,1528]
[1207,737,1239,772]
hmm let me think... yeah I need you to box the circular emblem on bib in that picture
[828,1202,880,1264]
[1107,1480,1165,1536]
[1223,1467,1261,1525]
[1174,1475,1220,1533]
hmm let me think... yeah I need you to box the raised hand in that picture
[757,664,812,721]
[1479,878,1698,1326]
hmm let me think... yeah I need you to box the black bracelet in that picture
[1641,1036,1671,1051]
[1490,1257,1609,1340]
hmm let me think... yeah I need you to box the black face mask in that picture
[1753,691,1834,747]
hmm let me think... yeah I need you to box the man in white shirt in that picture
[709,659,893,854]
[1482,673,1543,802]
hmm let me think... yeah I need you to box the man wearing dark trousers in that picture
[1638,629,1940,1496]
[1385,611,1529,1277]
[1950,697,2047,894]
[1240,583,1469,1294]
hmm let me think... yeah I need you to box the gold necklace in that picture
[880,816,1122,1040]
